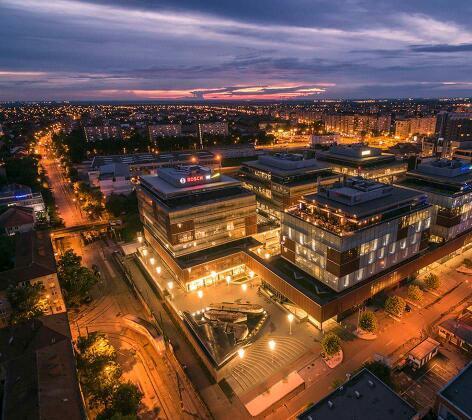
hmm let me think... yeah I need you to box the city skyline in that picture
[1,0,472,101]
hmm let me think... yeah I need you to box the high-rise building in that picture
[281,177,432,292]
[137,165,257,291]
[84,125,122,142]
[315,144,408,183]
[435,112,472,155]
[394,116,436,139]
[239,153,341,221]
[323,114,391,135]
[198,122,229,136]
[148,124,182,142]
[397,159,472,242]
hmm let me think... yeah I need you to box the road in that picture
[70,239,211,419]
[37,134,88,227]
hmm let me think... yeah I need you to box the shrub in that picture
[424,273,440,290]
[321,332,341,357]
[359,311,377,333]
[385,295,406,317]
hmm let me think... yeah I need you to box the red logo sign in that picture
[186,175,204,183]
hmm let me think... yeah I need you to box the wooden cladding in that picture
[326,247,360,277]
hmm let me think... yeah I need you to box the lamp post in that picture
[288,313,294,335]
[197,290,204,313]
[241,283,248,293]
[268,339,276,365]
[238,348,245,359]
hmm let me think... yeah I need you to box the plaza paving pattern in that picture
[227,335,308,395]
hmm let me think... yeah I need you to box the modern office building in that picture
[316,144,408,183]
[435,112,472,157]
[298,368,418,420]
[137,165,257,291]
[435,362,472,420]
[281,177,432,292]
[239,153,341,221]
[84,125,122,142]
[394,116,436,139]
[148,123,182,141]
[397,159,472,242]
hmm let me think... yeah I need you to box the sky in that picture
[1,0,472,101]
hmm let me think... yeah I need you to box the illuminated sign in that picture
[179,175,205,184]
[361,150,371,156]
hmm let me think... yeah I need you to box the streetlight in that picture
[288,313,294,335]
[211,271,217,285]
[167,281,174,299]
[197,290,204,312]
[156,266,162,275]
[268,339,276,364]
[241,283,248,293]
[238,348,245,359]
[142,248,148,257]
[249,271,255,279]
[150,257,155,265]
[137,235,143,244]
[226,275,231,286]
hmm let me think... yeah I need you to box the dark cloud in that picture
[0,0,471,100]
[410,43,472,53]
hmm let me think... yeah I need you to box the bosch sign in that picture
[179,175,205,184]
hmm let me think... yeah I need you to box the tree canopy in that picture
[6,282,47,324]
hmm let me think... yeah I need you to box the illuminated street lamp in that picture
[142,248,148,257]
[137,235,143,244]
[226,275,231,286]
[241,283,248,293]
[150,257,155,265]
[249,271,255,279]
[268,339,276,364]
[167,281,174,299]
[156,266,162,275]
[288,313,294,335]
[197,289,204,312]
[238,348,245,359]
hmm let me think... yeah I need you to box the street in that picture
[37,133,88,227]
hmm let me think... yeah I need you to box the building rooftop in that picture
[243,153,331,178]
[90,150,216,169]
[0,230,56,287]
[408,337,440,361]
[140,166,252,209]
[0,206,35,228]
[298,368,417,420]
[316,144,402,169]
[439,314,472,346]
[289,177,428,236]
[398,159,472,196]
[0,313,85,420]
[98,162,130,180]
[438,362,472,419]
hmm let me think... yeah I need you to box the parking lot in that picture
[394,347,469,414]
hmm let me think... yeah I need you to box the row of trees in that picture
[73,182,105,219]
[76,332,143,419]
[57,250,99,307]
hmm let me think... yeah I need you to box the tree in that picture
[321,332,341,357]
[6,282,47,324]
[424,273,440,290]
[97,382,143,419]
[76,333,122,406]
[407,285,423,303]
[385,295,406,317]
[358,311,377,333]
[57,250,98,306]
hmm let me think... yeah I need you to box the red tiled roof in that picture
[0,206,34,228]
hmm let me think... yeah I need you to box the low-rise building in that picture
[239,153,341,221]
[311,133,340,146]
[137,165,257,291]
[435,362,472,420]
[437,312,472,353]
[0,313,85,420]
[88,151,220,182]
[89,163,133,197]
[0,184,46,218]
[0,231,66,327]
[397,159,472,242]
[281,177,432,292]
[407,337,440,369]
[316,144,408,183]
[298,368,418,420]
[0,206,35,235]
